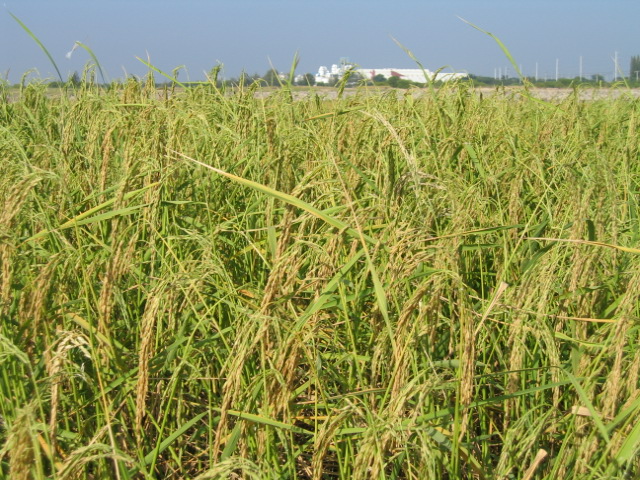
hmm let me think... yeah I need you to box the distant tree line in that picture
[19,55,640,89]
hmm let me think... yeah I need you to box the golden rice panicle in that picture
[0,403,44,480]
[601,271,640,418]
[135,291,162,447]
[0,174,43,315]
[45,330,91,464]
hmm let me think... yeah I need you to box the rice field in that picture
[1,77,640,479]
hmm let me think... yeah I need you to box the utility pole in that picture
[579,56,583,81]
[555,58,559,81]
[614,51,618,81]
[535,62,538,82]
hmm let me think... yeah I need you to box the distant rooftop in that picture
[314,62,467,84]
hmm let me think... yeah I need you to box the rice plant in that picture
[0,71,639,479]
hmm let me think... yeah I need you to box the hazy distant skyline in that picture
[1,0,638,84]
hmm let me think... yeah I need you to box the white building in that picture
[363,68,467,83]
[315,65,340,84]
[315,62,467,85]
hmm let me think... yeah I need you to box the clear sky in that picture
[1,0,638,84]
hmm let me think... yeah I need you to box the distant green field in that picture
[1,79,639,479]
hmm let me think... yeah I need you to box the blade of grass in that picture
[457,17,523,80]
[9,12,64,83]
[610,413,640,472]
[73,41,108,84]
[390,36,451,135]
[217,409,313,436]
[561,368,610,444]
[304,106,365,122]
[23,182,159,244]
[136,57,186,88]
[287,51,300,87]
[173,151,378,246]
[129,411,208,476]
[528,237,640,255]
[458,17,556,109]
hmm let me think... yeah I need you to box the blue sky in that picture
[1,0,638,83]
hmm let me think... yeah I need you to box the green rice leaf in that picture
[9,12,64,83]
[220,409,313,436]
[174,151,377,245]
[73,41,107,84]
[137,412,208,471]
[528,237,640,255]
[136,57,186,88]
[24,182,159,244]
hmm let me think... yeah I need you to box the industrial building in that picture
[313,61,467,85]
